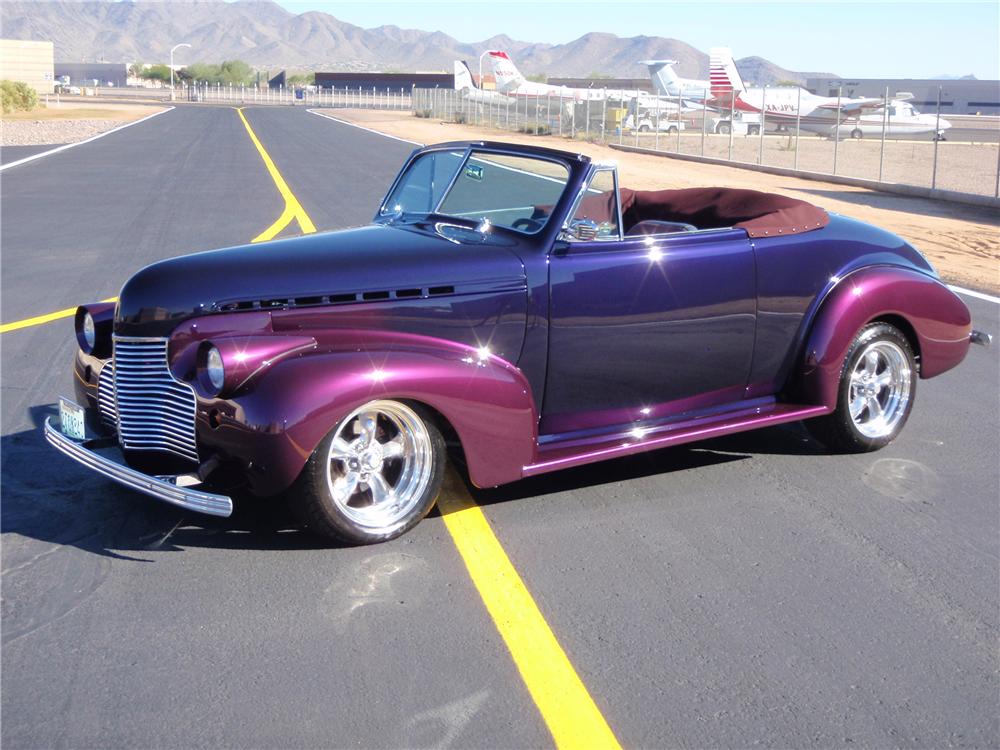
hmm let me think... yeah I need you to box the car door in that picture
[541,168,757,436]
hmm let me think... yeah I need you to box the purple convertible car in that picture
[48,141,989,543]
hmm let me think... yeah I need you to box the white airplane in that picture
[486,50,693,114]
[640,60,711,102]
[709,47,886,131]
[453,61,515,105]
[835,97,951,139]
[486,50,606,100]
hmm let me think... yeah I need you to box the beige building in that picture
[0,39,55,94]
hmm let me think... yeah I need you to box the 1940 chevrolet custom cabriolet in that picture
[48,140,989,543]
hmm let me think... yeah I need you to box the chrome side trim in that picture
[45,417,233,517]
[970,330,992,348]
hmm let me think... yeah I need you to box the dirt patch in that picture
[1,103,165,146]
[325,109,1000,295]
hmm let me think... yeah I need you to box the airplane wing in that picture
[817,97,885,115]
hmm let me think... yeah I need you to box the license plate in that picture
[59,398,87,440]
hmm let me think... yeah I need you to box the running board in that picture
[523,402,830,478]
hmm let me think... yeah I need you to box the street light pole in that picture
[170,43,191,101]
[478,50,491,92]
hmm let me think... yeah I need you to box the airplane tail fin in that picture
[709,47,745,97]
[487,50,525,92]
[640,59,680,96]
[454,60,476,91]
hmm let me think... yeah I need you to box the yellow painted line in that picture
[235,107,317,242]
[0,297,118,335]
[438,479,621,750]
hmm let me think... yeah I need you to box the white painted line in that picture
[0,106,175,172]
[949,285,1000,305]
[307,109,421,145]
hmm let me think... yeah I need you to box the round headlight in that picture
[205,345,225,393]
[82,311,96,351]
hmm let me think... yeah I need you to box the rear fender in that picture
[205,331,537,496]
[798,267,971,408]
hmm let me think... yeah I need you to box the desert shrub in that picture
[1,80,38,114]
[414,109,433,118]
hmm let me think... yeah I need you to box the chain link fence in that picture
[411,86,1000,200]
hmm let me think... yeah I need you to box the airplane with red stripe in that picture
[708,47,886,130]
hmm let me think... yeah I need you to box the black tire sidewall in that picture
[293,402,446,544]
[823,322,917,452]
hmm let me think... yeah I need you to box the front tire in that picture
[808,322,916,453]
[851,128,864,140]
[293,400,445,544]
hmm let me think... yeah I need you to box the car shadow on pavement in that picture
[464,420,824,506]
[1,405,342,560]
[4,406,826,556]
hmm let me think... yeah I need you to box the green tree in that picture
[143,64,172,82]
[219,59,253,85]
[526,73,547,83]
[287,72,316,86]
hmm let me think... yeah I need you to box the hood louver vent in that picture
[215,284,457,314]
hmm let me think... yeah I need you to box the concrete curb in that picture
[608,143,1000,209]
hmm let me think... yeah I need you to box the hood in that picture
[115,224,528,336]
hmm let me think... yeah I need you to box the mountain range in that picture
[0,0,838,84]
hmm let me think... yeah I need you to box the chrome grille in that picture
[97,362,117,429]
[111,337,199,463]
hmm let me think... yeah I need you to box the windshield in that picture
[381,149,571,234]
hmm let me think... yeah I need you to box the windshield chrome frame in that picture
[377,144,575,235]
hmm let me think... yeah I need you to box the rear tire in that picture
[292,400,445,544]
[807,322,916,453]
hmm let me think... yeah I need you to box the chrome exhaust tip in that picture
[970,330,992,348]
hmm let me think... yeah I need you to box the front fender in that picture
[798,266,971,409]
[199,331,537,496]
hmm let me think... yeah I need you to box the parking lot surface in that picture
[2,105,997,748]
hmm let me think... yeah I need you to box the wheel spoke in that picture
[331,472,360,502]
[368,472,394,506]
[329,437,354,462]
[357,412,378,447]
[849,394,867,419]
[867,396,884,422]
[875,370,894,389]
[381,434,406,461]
[864,350,879,376]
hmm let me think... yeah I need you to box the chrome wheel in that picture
[847,340,912,439]
[325,400,434,533]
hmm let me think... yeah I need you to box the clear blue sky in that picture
[274,1,999,79]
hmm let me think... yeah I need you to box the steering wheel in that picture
[512,217,542,232]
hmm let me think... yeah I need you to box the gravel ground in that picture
[1,119,125,147]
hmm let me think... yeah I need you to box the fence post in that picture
[634,89,640,147]
[654,93,660,151]
[931,86,942,190]
[676,89,682,153]
[585,95,591,140]
[728,92,735,161]
[833,86,842,175]
[878,86,888,182]
[794,87,801,170]
[701,87,707,156]
[758,86,767,165]
[601,92,607,143]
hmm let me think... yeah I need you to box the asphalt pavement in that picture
[2,104,998,749]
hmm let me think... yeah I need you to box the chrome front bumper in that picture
[44,416,233,517]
